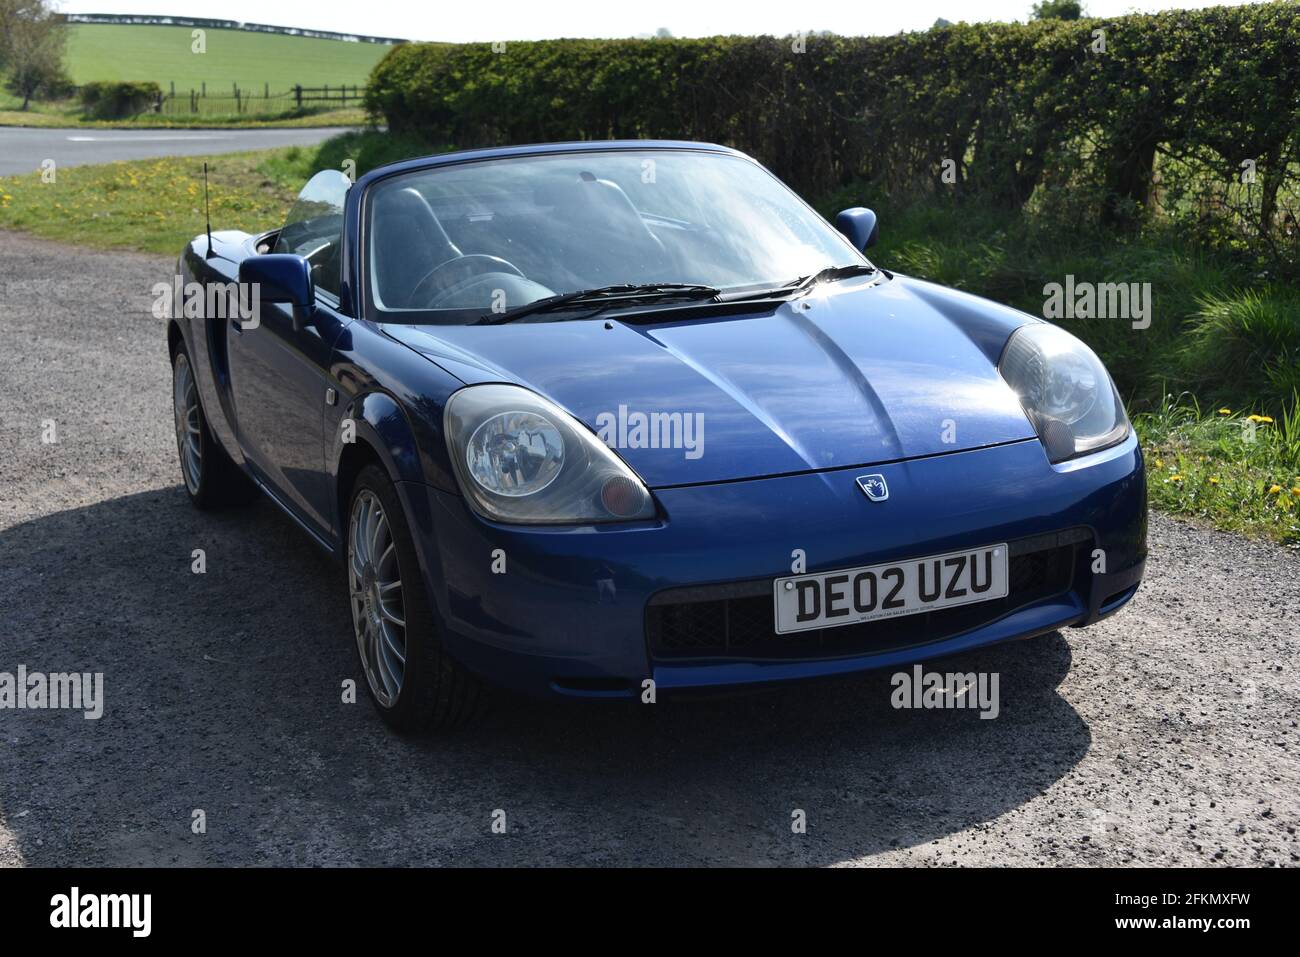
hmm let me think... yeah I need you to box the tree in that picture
[1031,0,1083,20]
[0,0,69,110]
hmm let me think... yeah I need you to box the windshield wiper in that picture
[786,263,878,293]
[475,283,720,325]
[710,263,878,304]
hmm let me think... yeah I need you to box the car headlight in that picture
[445,383,657,524]
[999,323,1129,463]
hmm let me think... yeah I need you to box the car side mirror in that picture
[239,254,314,331]
[835,207,879,251]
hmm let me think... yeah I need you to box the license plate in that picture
[773,544,1009,635]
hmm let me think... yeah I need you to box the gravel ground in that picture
[0,229,1297,867]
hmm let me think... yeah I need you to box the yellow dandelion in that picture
[1208,477,1219,485]
[1169,474,1183,482]
[1154,458,1165,469]
[1269,485,1283,494]
[1247,414,1274,424]
[1218,408,1232,415]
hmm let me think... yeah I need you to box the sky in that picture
[55,0,1257,42]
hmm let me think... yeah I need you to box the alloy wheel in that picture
[172,353,202,494]
[348,489,408,707]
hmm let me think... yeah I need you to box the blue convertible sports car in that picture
[170,140,1146,730]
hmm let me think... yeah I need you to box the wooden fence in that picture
[154,84,365,116]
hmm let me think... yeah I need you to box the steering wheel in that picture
[409,254,524,307]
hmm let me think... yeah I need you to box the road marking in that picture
[65,134,232,142]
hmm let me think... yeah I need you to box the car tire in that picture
[171,342,256,509]
[347,463,482,732]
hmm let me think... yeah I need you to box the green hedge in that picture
[80,81,161,119]
[366,4,1300,264]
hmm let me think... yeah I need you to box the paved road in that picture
[0,230,1297,867]
[0,126,353,176]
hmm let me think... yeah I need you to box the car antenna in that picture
[203,162,214,259]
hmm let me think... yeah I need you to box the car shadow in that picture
[0,488,1090,866]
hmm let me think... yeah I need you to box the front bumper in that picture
[394,434,1147,699]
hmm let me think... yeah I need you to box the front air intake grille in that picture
[645,529,1089,661]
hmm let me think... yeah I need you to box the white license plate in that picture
[773,544,1009,634]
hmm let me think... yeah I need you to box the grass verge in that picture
[0,131,429,253]
[1135,395,1300,547]
[0,149,302,254]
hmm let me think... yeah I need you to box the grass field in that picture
[64,23,391,93]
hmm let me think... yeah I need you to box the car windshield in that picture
[364,149,866,324]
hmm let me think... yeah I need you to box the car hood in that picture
[384,274,1040,488]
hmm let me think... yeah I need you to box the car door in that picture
[227,170,352,536]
